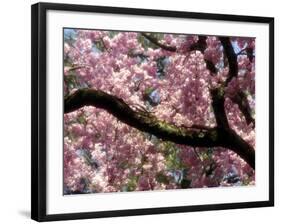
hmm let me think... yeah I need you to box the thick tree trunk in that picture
[64,36,255,170]
[64,88,255,169]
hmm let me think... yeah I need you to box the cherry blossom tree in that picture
[63,29,255,194]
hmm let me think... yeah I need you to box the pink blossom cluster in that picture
[63,29,255,194]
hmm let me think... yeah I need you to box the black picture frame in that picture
[31,2,274,222]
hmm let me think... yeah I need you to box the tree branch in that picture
[210,88,229,129]
[141,33,177,52]
[230,91,255,127]
[64,36,255,169]
[219,37,255,127]
[141,33,217,74]
[65,88,219,147]
[190,36,217,73]
[199,37,255,169]
[209,87,255,168]
[219,37,238,86]
[218,127,255,169]
[64,88,255,169]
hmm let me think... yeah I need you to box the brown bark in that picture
[64,35,256,169]
[64,88,255,169]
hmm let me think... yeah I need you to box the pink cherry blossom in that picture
[63,29,255,194]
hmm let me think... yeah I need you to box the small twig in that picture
[67,64,91,72]
[130,103,151,114]
[193,147,203,161]
[236,47,247,56]
[141,33,177,52]
[133,79,143,91]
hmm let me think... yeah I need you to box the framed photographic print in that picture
[31,2,274,222]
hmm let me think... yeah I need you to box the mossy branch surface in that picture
[64,88,255,169]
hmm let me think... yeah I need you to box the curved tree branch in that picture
[190,35,217,73]
[210,87,255,169]
[141,33,217,74]
[210,88,229,129]
[141,33,177,52]
[64,36,255,170]
[230,91,255,127]
[65,88,219,147]
[219,37,255,127]
[219,37,238,86]
[64,88,255,169]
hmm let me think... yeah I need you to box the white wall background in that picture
[0,0,279,223]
